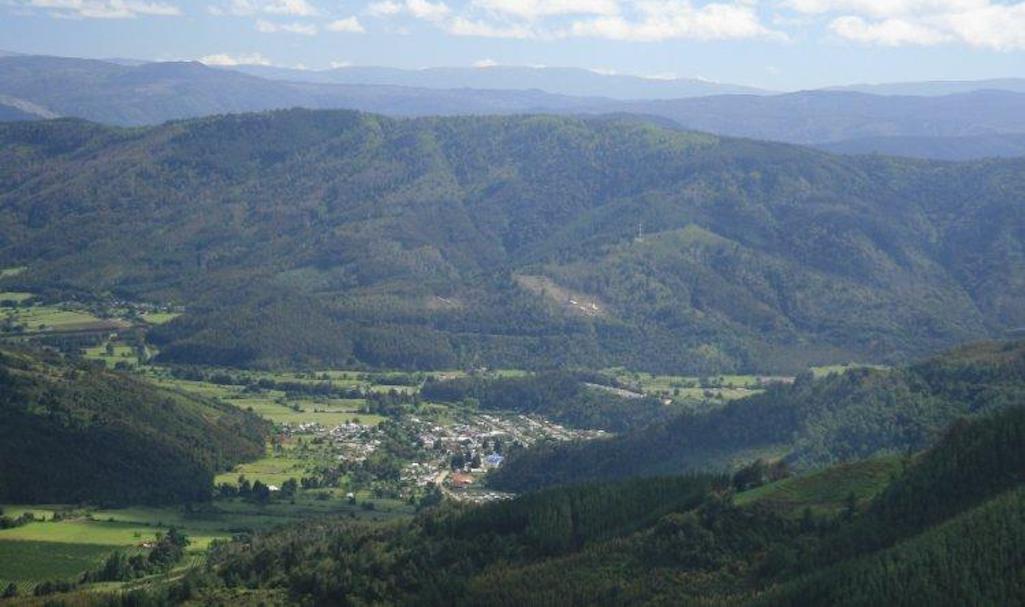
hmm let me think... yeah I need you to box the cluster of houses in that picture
[278,410,607,503]
[411,413,603,501]
[280,420,381,462]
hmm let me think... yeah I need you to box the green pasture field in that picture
[230,396,384,427]
[140,312,180,325]
[1,305,125,333]
[811,363,888,377]
[215,455,309,488]
[157,376,386,428]
[0,493,414,590]
[0,540,114,586]
[0,508,231,588]
[83,343,144,368]
[0,517,224,549]
[603,369,773,401]
[0,266,26,278]
[0,291,33,303]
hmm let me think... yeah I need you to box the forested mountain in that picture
[616,89,1025,144]
[817,132,1025,160]
[491,340,1025,491]
[2,55,1025,161]
[112,403,1025,606]
[1,111,1023,373]
[0,347,269,504]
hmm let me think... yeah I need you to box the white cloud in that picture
[365,0,780,41]
[263,0,317,15]
[565,1,785,42]
[472,0,619,19]
[209,0,316,16]
[326,15,365,31]
[473,57,499,67]
[330,60,352,68]
[255,18,318,33]
[406,0,449,21]
[365,0,400,15]
[448,16,533,37]
[783,0,987,18]
[829,15,949,45]
[936,3,1025,50]
[787,0,1025,50]
[25,0,180,18]
[199,52,272,65]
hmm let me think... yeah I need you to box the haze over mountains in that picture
[828,78,1025,96]
[2,53,1025,160]
[227,63,773,99]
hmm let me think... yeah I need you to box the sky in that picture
[2,0,1025,90]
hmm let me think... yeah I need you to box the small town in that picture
[278,410,608,502]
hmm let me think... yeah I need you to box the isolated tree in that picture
[237,475,252,498]
[252,481,271,503]
[844,491,858,521]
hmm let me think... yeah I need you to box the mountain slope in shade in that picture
[0,347,269,504]
[815,132,1025,160]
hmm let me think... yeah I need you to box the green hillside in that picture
[100,403,1025,606]
[0,111,1023,373]
[0,347,270,504]
[490,340,1025,491]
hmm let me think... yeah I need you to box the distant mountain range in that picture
[226,64,772,100]
[0,54,598,124]
[0,53,1024,160]
[829,78,1025,96]
[612,89,1025,144]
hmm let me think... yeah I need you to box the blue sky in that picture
[3,0,1025,90]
